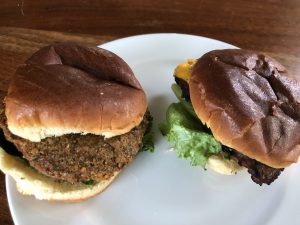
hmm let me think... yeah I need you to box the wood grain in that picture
[1,0,300,75]
[0,27,114,225]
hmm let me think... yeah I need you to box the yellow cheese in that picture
[174,59,196,82]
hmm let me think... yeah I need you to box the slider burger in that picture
[0,43,152,201]
[161,49,300,185]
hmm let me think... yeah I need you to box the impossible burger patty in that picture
[0,94,149,184]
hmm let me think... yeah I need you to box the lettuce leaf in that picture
[82,179,95,185]
[160,101,221,167]
[142,113,155,152]
[171,83,198,119]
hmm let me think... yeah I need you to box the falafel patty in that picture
[0,92,150,184]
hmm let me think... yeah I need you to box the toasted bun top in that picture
[189,49,300,168]
[5,43,147,142]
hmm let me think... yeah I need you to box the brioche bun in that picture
[189,49,300,168]
[5,43,147,142]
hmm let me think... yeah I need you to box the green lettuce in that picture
[82,179,95,186]
[171,83,198,119]
[142,113,154,152]
[160,84,221,167]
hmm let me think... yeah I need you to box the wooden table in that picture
[1,0,300,224]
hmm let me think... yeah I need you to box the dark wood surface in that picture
[1,0,300,224]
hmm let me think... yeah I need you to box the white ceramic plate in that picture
[6,34,300,225]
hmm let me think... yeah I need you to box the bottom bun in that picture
[207,154,244,175]
[0,147,119,202]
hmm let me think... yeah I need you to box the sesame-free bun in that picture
[189,49,300,168]
[5,43,147,142]
[0,147,119,201]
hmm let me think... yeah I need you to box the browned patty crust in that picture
[0,94,149,184]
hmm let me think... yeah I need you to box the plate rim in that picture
[99,32,236,49]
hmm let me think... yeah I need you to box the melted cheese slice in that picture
[174,59,196,82]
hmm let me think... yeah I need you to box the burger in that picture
[160,49,300,185]
[0,43,153,201]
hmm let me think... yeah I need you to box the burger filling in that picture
[222,146,283,185]
[160,60,283,185]
[0,90,152,184]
